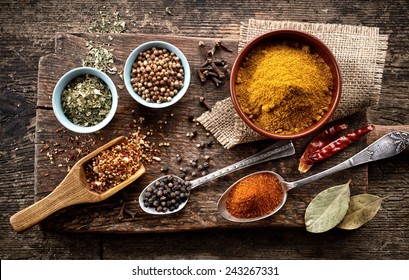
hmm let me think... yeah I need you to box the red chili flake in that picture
[84,130,160,193]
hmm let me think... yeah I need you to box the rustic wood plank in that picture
[34,33,368,233]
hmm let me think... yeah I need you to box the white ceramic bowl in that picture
[52,67,118,133]
[124,41,191,108]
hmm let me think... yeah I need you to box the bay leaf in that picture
[305,180,351,233]
[337,194,382,230]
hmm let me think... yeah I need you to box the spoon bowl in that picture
[218,171,288,223]
[10,136,146,232]
[218,131,409,222]
[139,175,189,215]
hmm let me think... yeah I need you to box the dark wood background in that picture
[1,0,408,259]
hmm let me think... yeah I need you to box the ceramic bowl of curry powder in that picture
[230,30,341,139]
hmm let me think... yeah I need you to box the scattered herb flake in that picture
[82,45,117,75]
[88,11,127,33]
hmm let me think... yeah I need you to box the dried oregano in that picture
[337,194,382,230]
[87,11,126,34]
[305,180,351,233]
[62,75,112,127]
[83,45,117,75]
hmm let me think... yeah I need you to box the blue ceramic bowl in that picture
[52,67,118,133]
[124,41,191,108]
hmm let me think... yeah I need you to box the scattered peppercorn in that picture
[176,154,183,162]
[190,159,198,168]
[142,175,192,213]
[130,47,184,103]
[203,161,209,169]
[186,131,197,139]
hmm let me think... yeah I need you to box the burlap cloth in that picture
[197,19,388,148]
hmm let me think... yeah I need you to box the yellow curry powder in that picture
[235,42,333,135]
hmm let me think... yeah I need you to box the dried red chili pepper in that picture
[298,124,349,173]
[308,124,375,163]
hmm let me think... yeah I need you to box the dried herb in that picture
[88,11,126,33]
[61,75,112,127]
[337,194,382,230]
[305,180,351,233]
[82,45,117,75]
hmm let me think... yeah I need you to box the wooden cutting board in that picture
[35,33,368,233]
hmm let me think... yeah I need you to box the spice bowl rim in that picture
[52,66,118,134]
[229,29,342,140]
[123,40,191,109]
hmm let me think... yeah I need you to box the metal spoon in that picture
[10,136,146,232]
[218,131,409,223]
[139,140,295,215]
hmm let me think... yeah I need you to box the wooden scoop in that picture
[10,136,146,233]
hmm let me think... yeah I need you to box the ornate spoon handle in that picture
[190,140,295,189]
[287,131,409,190]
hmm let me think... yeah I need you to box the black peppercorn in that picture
[142,175,192,213]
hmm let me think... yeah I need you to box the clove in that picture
[214,59,227,66]
[196,40,232,88]
[197,69,206,83]
[117,202,126,221]
[198,96,211,110]
[203,70,219,78]
[210,76,222,87]
[198,41,208,60]
[210,61,225,79]
[216,40,233,52]
[208,45,217,57]
[124,208,136,219]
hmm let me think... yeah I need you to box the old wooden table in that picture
[1,0,408,259]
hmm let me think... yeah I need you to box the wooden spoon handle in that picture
[9,170,93,233]
[369,125,409,152]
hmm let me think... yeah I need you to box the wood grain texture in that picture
[1,0,408,260]
[35,33,368,233]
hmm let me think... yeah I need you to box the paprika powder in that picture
[226,172,284,219]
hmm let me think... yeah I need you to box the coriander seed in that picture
[131,47,184,104]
